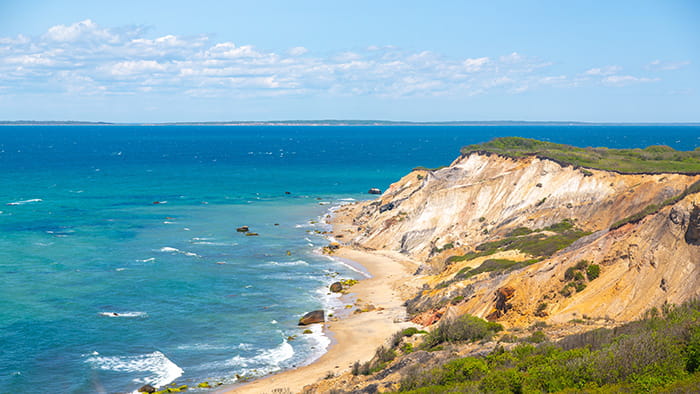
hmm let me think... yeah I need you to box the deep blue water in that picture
[0,125,698,393]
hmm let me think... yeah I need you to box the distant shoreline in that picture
[1,120,699,126]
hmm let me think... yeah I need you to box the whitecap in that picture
[99,311,148,318]
[6,198,42,206]
[115,268,126,271]
[338,198,356,201]
[267,260,309,267]
[137,258,156,263]
[163,221,175,224]
[158,247,200,258]
[85,351,182,388]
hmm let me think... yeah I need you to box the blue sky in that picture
[0,0,698,122]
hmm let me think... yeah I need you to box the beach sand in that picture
[218,247,421,394]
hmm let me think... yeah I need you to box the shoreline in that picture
[217,247,421,394]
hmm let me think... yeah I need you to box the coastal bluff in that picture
[334,138,700,327]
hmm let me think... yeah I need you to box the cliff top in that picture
[461,137,700,174]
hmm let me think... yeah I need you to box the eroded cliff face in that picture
[334,152,700,325]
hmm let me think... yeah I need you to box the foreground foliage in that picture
[400,300,700,393]
[461,137,700,174]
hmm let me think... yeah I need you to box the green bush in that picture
[422,314,503,348]
[586,264,600,280]
[400,300,700,393]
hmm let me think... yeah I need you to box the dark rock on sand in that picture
[299,310,325,325]
[329,282,343,293]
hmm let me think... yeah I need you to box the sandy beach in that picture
[218,247,421,394]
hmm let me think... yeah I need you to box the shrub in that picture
[574,260,589,270]
[564,267,577,280]
[587,264,600,280]
[523,330,548,343]
[686,326,700,373]
[423,314,503,348]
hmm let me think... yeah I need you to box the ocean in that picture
[1,125,698,393]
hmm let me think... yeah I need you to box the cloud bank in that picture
[0,20,676,99]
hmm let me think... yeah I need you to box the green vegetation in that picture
[586,264,600,280]
[400,300,700,393]
[448,219,589,266]
[421,314,504,349]
[413,165,448,172]
[454,258,540,281]
[432,242,455,254]
[461,137,700,174]
[560,260,599,297]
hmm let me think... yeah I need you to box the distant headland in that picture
[1,120,699,126]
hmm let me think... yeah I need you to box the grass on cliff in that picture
[461,137,700,174]
[399,299,700,393]
[447,219,589,266]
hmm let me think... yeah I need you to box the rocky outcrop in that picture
[685,205,700,244]
[368,188,382,194]
[298,310,325,325]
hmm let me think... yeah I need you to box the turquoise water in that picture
[1,125,698,393]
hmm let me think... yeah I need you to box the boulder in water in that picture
[299,310,325,325]
[368,188,382,194]
[329,282,343,293]
[236,226,249,232]
[138,384,156,393]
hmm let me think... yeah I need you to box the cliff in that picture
[333,140,700,327]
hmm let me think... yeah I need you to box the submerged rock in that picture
[236,226,249,232]
[299,310,325,325]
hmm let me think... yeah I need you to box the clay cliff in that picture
[333,148,700,327]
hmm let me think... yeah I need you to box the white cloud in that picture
[584,65,622,76]
[288,46,308,56]
[108,60,167,76]
[44,19,118,43]
[463,57,489,72]
[602,75,659,86]
[647,59,690,71]
[0,19,668,100]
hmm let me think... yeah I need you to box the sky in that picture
[0,0,698,122]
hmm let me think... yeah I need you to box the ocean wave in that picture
[137,257,156,263]
[99,311,148,318]
[85,351,183,388]
[222,339,294,370]
[338,198,356,201]
[266,260,309,267]
[6,198,42,206]
[159,247,200,258]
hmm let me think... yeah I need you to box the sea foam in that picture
[6,198,42,206]
[86,351,183,388]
